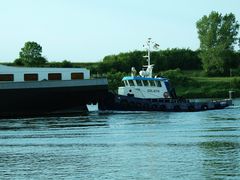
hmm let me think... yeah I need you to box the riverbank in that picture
[169,77,240,98]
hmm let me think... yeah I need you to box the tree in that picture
[61,60,73,67]
[14,41,47,66]
[196,11,240,76]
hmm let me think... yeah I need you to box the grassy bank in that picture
[175,77,240,98]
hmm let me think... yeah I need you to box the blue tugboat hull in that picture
[99,93,233,112]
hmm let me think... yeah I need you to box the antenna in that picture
[142,38,160,78]
[143,38,159,66]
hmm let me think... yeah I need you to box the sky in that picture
[0,0,240,62]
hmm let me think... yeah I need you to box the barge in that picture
[0,65,108,118]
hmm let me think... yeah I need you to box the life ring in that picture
[201,105,208,110]
[163,92,169,98]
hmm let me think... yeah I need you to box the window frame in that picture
[155,81,162,87]
[149,80,155,87]
[142,80,149,86]
[136,80,143,86]
[0,74,14,81]
[48,73,62,80]
[24,73,38,81]
[71,72,84,80]
[128,80,135,86]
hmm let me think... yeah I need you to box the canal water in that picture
[0,99,240,179]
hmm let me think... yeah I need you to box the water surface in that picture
[0,99,240,179]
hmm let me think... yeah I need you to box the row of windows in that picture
[124,80,162,87]
[0,73,84,82]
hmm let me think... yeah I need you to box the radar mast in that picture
[141,38,159,78]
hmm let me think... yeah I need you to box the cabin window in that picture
[128,80,134,86]
[24,74,38,81]
[136,80,143,86]
[149,80,155,86]
[143,80,149,86]
[123,81,128,86]
[0,74,14,81]
[71,73,84,80]
[48,73,62,80]
[156,81,162,87]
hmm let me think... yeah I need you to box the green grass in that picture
[175,76,240,98]
[182,70,205,77]
[192,77,234,82]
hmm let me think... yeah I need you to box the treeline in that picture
[92,49,240,75]
[97,49,202,74]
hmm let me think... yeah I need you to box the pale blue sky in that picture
[0,0,239,62]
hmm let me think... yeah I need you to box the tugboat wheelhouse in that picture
[118,76,170,99]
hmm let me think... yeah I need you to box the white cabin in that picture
[118,38,174,99]
[0,65,90,82]
[118,76,171,99]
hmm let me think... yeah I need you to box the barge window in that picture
[128,80,134,86]
[71,73,84,80]
[143,80,148,86]
[136,80,143,86]
[48,73,62,80]
[24,74,38,81]
[156,81,162,87]
[149,80,155,86]
[0,74,14,81]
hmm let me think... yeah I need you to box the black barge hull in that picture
[99,93,233,112]
[0,79,108,118]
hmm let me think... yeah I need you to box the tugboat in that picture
[99,38,233,112]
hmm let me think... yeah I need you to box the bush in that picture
[160,68,195,86]
[61,60,73,68]
[106,72,127,91]
[231,78,240,89]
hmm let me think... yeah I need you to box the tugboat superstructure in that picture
[118,38,173,99]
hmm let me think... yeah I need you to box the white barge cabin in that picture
[0,65,90,82]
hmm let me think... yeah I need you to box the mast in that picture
[142,38,159,78]
[147,38,151,66]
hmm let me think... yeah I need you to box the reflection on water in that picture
[0,100,240,179]
[198,107,240,179]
